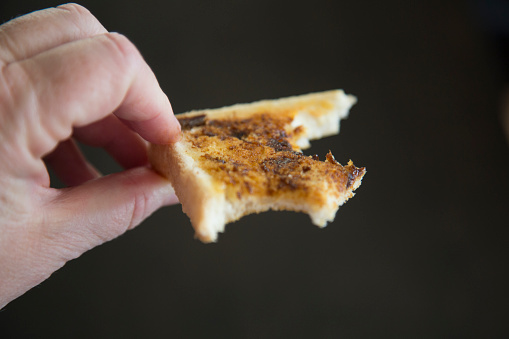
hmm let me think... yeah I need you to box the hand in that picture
[0,3,181,308]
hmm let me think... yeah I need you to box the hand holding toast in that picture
[0,4,180,308]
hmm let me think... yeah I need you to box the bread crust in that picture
[149,90,365,242]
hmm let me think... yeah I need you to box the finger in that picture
[6,32,181,161]
[43,138,100,187]
[0,4,107,63]
[73,115,149,169]
[43,167,178,259]
[0,167,178,307]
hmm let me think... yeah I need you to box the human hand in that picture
[0,3,181,308]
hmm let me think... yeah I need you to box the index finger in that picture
[3,32,181,160]
[0,4,107,63]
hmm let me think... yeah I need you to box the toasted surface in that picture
[149,90,365,242]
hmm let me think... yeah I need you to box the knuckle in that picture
[129,191,149,230]
[102,33,143,71]
[124,176,149,229]
[120,170,154,230]
[57,3,92,17]
[105,33,139,58]
[1,62,62,161]
[57,3,106,36]
[0,62,33,112]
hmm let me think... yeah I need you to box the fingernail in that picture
[168,114,182,143]
[160,183,179,206]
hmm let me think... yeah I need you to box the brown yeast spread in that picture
[178,113,365,202]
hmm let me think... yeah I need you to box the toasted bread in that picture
[149,90,366,242]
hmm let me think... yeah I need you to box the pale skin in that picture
[0,3,181,308]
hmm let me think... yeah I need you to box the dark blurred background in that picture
[1,0,508,337]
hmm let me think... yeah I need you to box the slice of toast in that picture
[149,90,366,242]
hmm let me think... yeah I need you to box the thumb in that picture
[43,167,177,261]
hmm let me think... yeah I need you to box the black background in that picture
[1,0,508,338]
